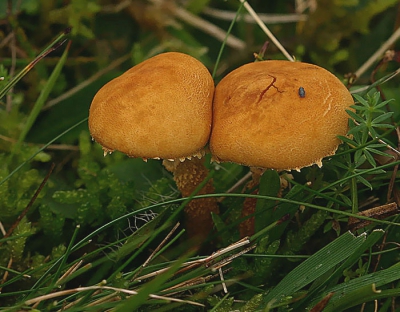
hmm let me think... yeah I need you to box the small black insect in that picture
[298,86,305,98]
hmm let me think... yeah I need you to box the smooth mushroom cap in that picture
[210,60,354,170]
[88,52,214,160]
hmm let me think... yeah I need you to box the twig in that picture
[219,267,228,293]
[0,134,79,151]
[203,7,307,24]
[0,31,14,48]
[352,120,400,157]
[350,67,400,94]
[6,32,16,113]
[226,171,252,192]
[173,6,246,50]
[218,171,252,202]
[42,53,131,110]
[210,244,256,271]
[56,259,84,286]
[295,0,318,13]
[387,127,400,202]
[5,0,21,113]
[353,27,400,81]
[0,28,70,101]
[24,285,204,307]
[0,163,55,246]
[239,0,294,61]
[101,0,131,13]
[0,257,12,293]
[0,221,6,236]
[131,222,180,281]
[135,237,251,281]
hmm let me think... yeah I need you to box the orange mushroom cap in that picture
[88,52,214,160]
[210,60,354,171]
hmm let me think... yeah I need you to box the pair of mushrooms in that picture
[88,52,353,240]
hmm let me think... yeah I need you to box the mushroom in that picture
[209,60,353,236]
[89,52,219,241]
[210,60,354,171]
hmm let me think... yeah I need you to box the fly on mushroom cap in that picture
[210,60,354,171]
[88,52,214,160]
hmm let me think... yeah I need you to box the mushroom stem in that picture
[239,168,263,238]
[163,158,219,241]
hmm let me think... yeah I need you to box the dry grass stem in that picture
[25,285,205,307]
[218,171,253,202]
[219,267,228,293]
[0,134,79,151]
[131,222,180,281]
[56,259,84,286]
[0,220,6,236]
[351,67,400,94]
[85,292,121,307]
[42,53,131,110]
[173,6,246,50]
[387,127,400,201]
[354,27,400,81]
[0,163,54,246]
[203,7,307,24]
[352,120,400,157]
[135,237,251,281]
[0,257,12,293]
[101,0,131,13]
[239,0,294,61]
[295,0,318,13]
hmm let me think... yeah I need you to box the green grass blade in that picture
[212,2,244,79]
[262,231,367,308]
[13,41,71,153]
[0,28,70,100]
[296,229,385,309]
[0,117,88,187]
[322,262,400,311]
[114,251,193,311]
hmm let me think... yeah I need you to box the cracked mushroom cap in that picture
[89,52,214,160]
[210,60,354,171]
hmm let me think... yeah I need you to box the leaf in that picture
[13,41,70,152]
[363,149,376,167]
[338,135,357,146]
[352,94,368,106]
[371,112,394,124]
[114,250,192,311]
[346,109,365,123]
[355,174,373,190]
[322,262,400,311]
[255,169,281,232]
[262,231,367,308]
[295,230,385,310]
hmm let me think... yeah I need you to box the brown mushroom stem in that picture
[239,168,262,238]
[239,169,291,238]
[163,158,219,241]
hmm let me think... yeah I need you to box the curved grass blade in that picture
[0,28,70,101]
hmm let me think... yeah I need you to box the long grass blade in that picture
[262,231,367,308]
[13,41,71,153]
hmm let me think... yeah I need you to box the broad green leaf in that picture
[262,231,367,308]
[322,262,400,311]
[371,112,394,124]
[298,229,385,310]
